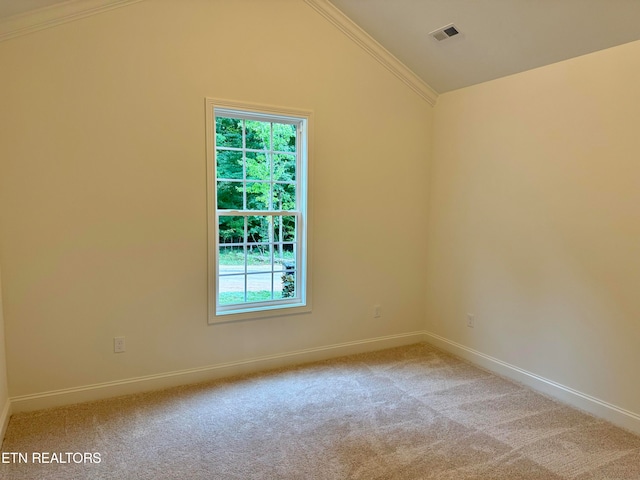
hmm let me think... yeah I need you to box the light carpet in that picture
[2,343,640,479]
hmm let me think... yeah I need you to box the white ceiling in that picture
[330,0,640,93]
[3,0,640,94]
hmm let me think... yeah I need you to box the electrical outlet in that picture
[467,314,475,328]
[373,305,382,318]
[114,336,126,353]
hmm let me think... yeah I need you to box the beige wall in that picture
[8,0,636,423]
[0,266,9,436]
[427,40,640,414]
[0,0,432,397]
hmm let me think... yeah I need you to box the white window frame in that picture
[205,98,312,323]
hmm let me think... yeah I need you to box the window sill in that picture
[208,302,312,325]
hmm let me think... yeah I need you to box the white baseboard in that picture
[0,396,11,447]
[10,331,425,413]
[12,329,638,437]
[423,330,640,436]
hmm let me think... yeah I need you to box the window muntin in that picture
[209,104,308,319]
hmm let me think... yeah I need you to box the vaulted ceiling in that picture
[330,0,640,93]
[2,0,640,94]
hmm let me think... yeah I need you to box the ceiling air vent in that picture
[429,24,461,42]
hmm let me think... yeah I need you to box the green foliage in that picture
[215,117,242,148]
[281,272,295,298]
[215,116,298,245]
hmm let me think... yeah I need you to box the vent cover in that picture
[429,24,461,42]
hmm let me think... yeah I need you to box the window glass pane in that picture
[246,182,270,210]
[283,217,296,242]
[273,278,284,300]
[219,245,245,270]
[280,268,296,298]
[272,123,296,152]
[246,152,270,181]
[216,150,243,180]
[247,273,273,302]
[274,247,289,271]
[217,181,243,210]
[215,117,243,148]
[274,216,296,242]
[218,217,245,244]
[245,120,271,150]
[272,255,285,272]
[211,106,306,317]
[218,274,245,305]
[273,183,295,210]
[247,216,269,244]
[247,245,271,271]
[276,243,295,276]
[274,153,296,182]
[273,216,282,243]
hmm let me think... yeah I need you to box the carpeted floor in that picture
[2,343,640,479]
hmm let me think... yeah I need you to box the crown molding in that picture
[304,0,439,106]
[0,0,439,106]
[0,0,146,42]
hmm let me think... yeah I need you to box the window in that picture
[206,99,311,322]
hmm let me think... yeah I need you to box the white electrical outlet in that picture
[114,336,126,353]
[373,305,382,318]
[467,314,475,328]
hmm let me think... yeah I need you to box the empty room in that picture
[1,0,640,478]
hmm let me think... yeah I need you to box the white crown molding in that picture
[0,0,146,42]
[304,0,439,106]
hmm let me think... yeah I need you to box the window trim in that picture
[205,98,312,324]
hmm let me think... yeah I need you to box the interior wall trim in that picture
[8,330,639,437]
[423,330,640,436]
[304,0,439,106]
[0,0,146,42]
[0,397,11,447]
[9,331,425,413]
[0,0,440,107]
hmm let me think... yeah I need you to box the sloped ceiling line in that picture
[0,0,146,42]
[0,0,439,106]
[304,0,439,106]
